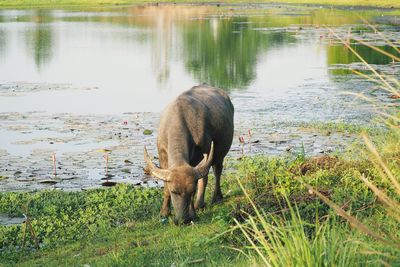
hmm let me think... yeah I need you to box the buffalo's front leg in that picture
[194,176,208,210]
[158,149,170,217]
[160,185,171,217]
[189,196,197,221]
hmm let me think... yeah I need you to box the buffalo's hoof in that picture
[194,202,206,210]
[174,217,196,226]
[160,209,171,218]
[211,195,223,204]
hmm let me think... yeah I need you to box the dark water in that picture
[0,4,399,191]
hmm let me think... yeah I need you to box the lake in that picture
[0,3,399,191]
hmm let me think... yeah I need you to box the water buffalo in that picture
[144,85,234,225]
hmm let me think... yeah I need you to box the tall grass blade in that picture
[359,175,400,222]
[301,182,400,249]
[362,134,400,195]
[328,29,397,95]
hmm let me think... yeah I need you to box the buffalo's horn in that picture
[143,146,171,181]
[194,142,214,180]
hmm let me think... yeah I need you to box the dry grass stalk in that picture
[21,204,40,250]
[362,134,400,195]
[301,182,400,249]
[357,16,400,54]
[359,174,400,222]
[352,37,400,62]
[328,29,398,96]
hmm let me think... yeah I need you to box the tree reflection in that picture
[0,29,6,59]
[25,10,53,70]
[182,17,294,90]
[0,14,6,58]
[327,44,398,75]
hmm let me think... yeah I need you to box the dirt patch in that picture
[298,156,340,175]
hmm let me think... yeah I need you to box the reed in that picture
[313,22,400,250]
[235,21,400,265]
[234,177,365,266]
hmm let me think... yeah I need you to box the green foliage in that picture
[0,186,245,266]
[236,199,393,267]
[233,155,378,220]
[299,121,386,135]
[0,185,162,258]
[233,153,400,266]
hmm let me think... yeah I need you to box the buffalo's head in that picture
[144,143,214,225]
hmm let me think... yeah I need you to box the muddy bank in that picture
[0,107,365,192]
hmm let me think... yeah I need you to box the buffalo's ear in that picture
[144,146,171,181]
[194,142,214,180]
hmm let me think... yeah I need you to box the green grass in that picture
[298,121,386,135]
[234,156,400,266]
[9,216,243,266]
[0,0,400,9]
[0,183,242,266]
[234,194,374,267]
[1,143,399,266]
[0,183,245,266]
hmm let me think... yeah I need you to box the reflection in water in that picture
[183,18,294,89]
[0,29,6,59]
[0,14,6,58]
[327,44,399,75]
[0,5,398,114]
[127,6,211,86]
[152,11,171,84]
[25,25,53,70]
[24,10,54,70]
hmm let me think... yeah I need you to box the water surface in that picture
[0,4,398,113]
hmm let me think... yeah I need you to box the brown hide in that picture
[145,85,234,224]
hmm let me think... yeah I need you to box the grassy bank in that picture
[1,136,399,266]
[0,0,400,9]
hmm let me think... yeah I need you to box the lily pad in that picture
[16,178,34,182]
[96,149,112,153]
[101,174,115,180]
[61,176,77,180]
[39,180,59,185]
[102,181,117,187]
[121,168,131,174]
[143,129,153,135]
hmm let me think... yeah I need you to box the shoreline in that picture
[0,109,368,193]
[0,1,400,10]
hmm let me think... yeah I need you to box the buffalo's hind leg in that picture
[211,161,223,204]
